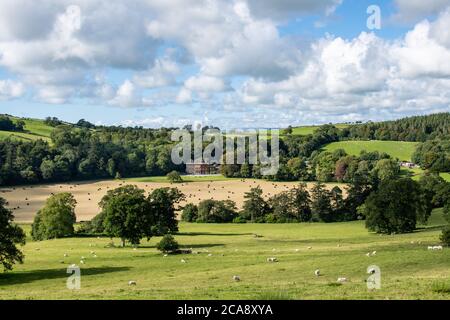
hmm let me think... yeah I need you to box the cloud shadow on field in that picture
[0,266,130,286]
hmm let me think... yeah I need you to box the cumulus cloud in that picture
[0,80,25,100]
[108,80,142,108]
[392,0,450,23]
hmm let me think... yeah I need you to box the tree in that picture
[31,193,77,240]
[374,158,400,181]
[148,187,185,234]
[440,225,450,246]
[0,197,26,271]
[363,178,432,234]
[289,183,312,222]
[197,200,237,223]
[166,170,183,183]
[310,182,333,222]
[157,234,180,253]
[242,186,269,222]
[100,185,152,247]
[181,203,198,222]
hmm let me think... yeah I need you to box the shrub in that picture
[166,170,183,183]
[181,203,198,222]
[157,234,179,253]
[440,225,450,246]
[31,193,77,240]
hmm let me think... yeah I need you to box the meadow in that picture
[0,117,53,143]
[0,208,448,300]
[284,124,349,136]
[323,140,419,161]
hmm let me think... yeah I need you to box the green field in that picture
[285,124,349,136]
[0,209,448,300]
[401,168,450,182]
[323,140,419,161]
[0,117,54,143]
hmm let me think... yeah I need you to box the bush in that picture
[440,225,450,246]
[157,234,179,253]
[181,203,198,222]
[76,212,105,235]
[166,171,183,183]
[31,193,77,240]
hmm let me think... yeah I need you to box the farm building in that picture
[185,162,221,175]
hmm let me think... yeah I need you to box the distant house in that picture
[400,161,418,168]
[185,162,220,175]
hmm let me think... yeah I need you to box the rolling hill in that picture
[0,116,54,143]
[322,140,419,161]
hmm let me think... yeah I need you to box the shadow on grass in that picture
[138,243,225,249]
[176,232,253,237]
[0,266,130,286]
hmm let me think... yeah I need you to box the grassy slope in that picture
[0,117,54,143]
[287,124,349,136]
[323,140,419,161]
[1,209,448,300]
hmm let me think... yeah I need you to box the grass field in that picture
[401,168,450,182]
[0,208,448,300]
[323,140,419,161]
[0,117,54,143]
[284,124,349,136]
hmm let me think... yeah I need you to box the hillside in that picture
[323,140,419,161]
[285,124,349,136]
[0,116,54,143]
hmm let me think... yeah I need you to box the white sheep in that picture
[427,246,433,250]
[337,277,348,283]
[181,259,187,263]
[233,275,241,281]
[266,257,278,263]
[208,253,213,257]
[433,245,443,250]
[307,246,312,250]
[314,269,320,277]
[80,260,85,264]
[371,251,377,256]
[63,253,68,257]
[366,252,371,257]
[128,281,137,286]
[368,268,376,274]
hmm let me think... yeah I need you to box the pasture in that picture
[0,209,448,300]
[0,117,53,143]
[323,140,419,161]
[284,124,349,136]
[1,178,345,223]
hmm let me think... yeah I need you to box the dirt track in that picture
[1,179,345,222]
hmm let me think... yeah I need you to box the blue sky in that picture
[0,0,449,128]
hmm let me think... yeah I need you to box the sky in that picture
[0,0,450,129]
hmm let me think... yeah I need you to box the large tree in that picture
[363,178,432,234]
[0,197,26,271]
[31,193,77,240]
[242,186,269,222]
[310,182,333,222]
[100,185,153,247]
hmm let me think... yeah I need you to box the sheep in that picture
[63,253,68,257]
[314,269,320,277]
[208,253,213,257]
[128,281,137,286]
[294,249,299,252]
[266,257,278,263]
[232,275,241,281]
[427,246,433,250]
[371,251,377,256]
[307,246,312,250]
[366,252,371,257]
[80,260,85,264]
[368,268,376,274]
[90,251,95,255]
[181,259,187,263]
[433,245,443,250]
[337,277,348,283]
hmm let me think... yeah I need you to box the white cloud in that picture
[184,75,230,92]
[108,80,142,108]
[176,88,192,104]
[392,0,450,23]
[0,80,25,100]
